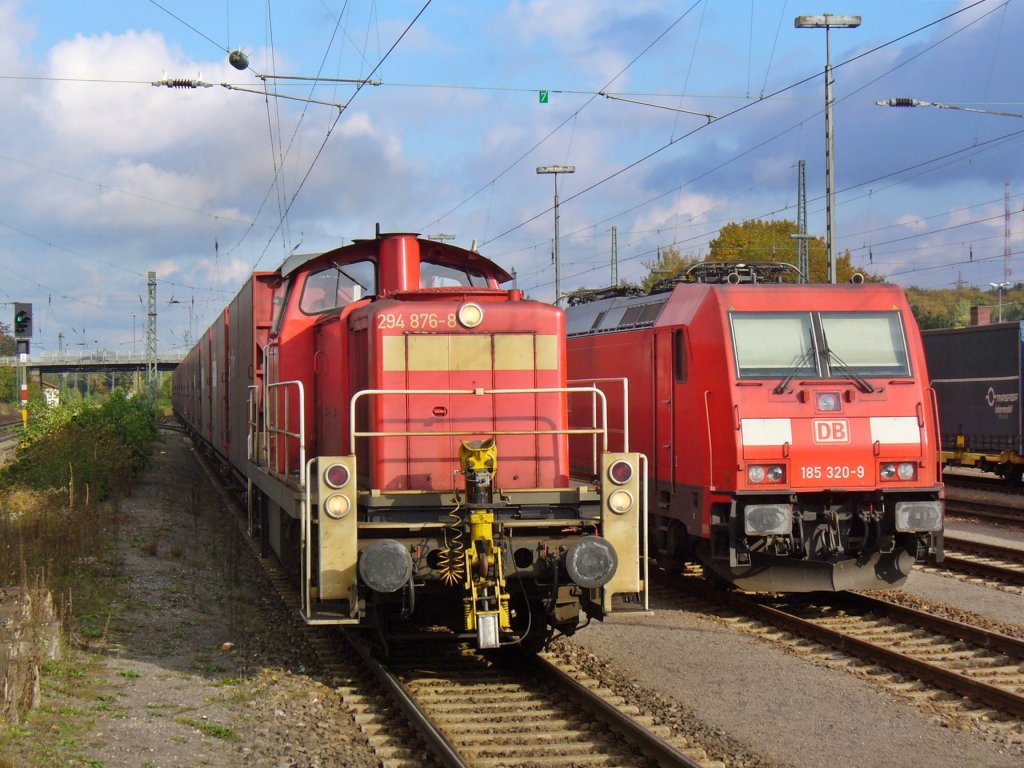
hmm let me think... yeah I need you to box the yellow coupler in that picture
[459,440,511,648]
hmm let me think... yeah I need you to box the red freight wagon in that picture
[566,263,943,591]
[173,230,644,650]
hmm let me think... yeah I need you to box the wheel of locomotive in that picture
[701,563,737,591]
[695,541,736,590]
[1006,464,1023,488]
[661,517,693,572]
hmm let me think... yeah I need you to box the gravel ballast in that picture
[6,431,1024,768]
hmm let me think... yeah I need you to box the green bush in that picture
[1,392,158,500]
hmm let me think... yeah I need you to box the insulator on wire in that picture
[151,77,211,89]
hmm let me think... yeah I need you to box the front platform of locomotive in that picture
[303,233,642,650]
[694,274,943,592]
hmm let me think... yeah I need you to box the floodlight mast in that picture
[536,165,576,306]
[795,13,861,284]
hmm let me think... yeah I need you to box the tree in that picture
[707,219,870,283]
[0,321,14,356]
[639,245,698,292]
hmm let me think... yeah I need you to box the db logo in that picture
[813,419,850,443]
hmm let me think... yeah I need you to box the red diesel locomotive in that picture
[172,230,644,650]
[565,262,943,591]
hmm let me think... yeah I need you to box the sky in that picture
[1,0,1023,357]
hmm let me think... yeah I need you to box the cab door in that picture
[654,329,675,487]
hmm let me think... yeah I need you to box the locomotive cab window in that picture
[731,313,817,378]
[820,311,910,377]
[673,328,688,383]
[300,260,377,314]
[420,260,490,289]
[730,310,911,380]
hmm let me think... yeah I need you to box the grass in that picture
[177,717,236,740]
[0,393,159,765]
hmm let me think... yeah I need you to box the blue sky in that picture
[1,0,1022,356]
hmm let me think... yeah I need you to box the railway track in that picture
[665,573,1024,733]
[943,471,1017,493]
[933,534,1024,587]
[944,495,1024,526]
[0,419,21,460]
[189,442,720,768]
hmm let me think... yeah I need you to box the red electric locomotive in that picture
[565,262,943,592]
[172,230,644,650]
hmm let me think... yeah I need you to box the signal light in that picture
[607,459,633,485]
[13,302,32,339]
[324,463,351,489]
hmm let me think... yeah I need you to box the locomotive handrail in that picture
[703,389,716,491]
[247,385,258,462]
[639,452,650,611]
[349,386,610,457]
[568,377,629,478]
[300,457,316,623]
[568,377,630,451]
[267,379,306,481]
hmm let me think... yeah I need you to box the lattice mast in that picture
[611,225,618,287]
[147,271,157,401]
[1006,180,1012,285]
[797,160,809,284]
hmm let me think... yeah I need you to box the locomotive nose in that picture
[564,537,618,589]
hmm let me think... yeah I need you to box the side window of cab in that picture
[300,260,377,314]
[271,279,292,334]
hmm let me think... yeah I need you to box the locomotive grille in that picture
[372,331,566,490]
[382,333,559,371]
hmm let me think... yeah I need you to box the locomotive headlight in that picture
[457,302,484,328]
[816,392,841,412]
[766,465,784,482]
[895,500,943,532]
[897,462,917,481]
[607,459,634,485]
[880,463,897,481]
[744,504,793,535]
[324,463,351,489]
[748,465,766,483]
[607,489,634,514]
[322,493,351,520]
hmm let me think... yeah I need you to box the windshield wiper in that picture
[821,328,875,393]
[774,333,816,394]
[331,260,369,292]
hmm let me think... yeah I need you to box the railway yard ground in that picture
[5,437,1024,768]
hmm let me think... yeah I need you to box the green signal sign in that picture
[539,90,549,104]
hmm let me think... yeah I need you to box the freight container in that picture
[921,321,1024,480]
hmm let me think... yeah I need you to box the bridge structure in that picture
[0,350,183,374]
